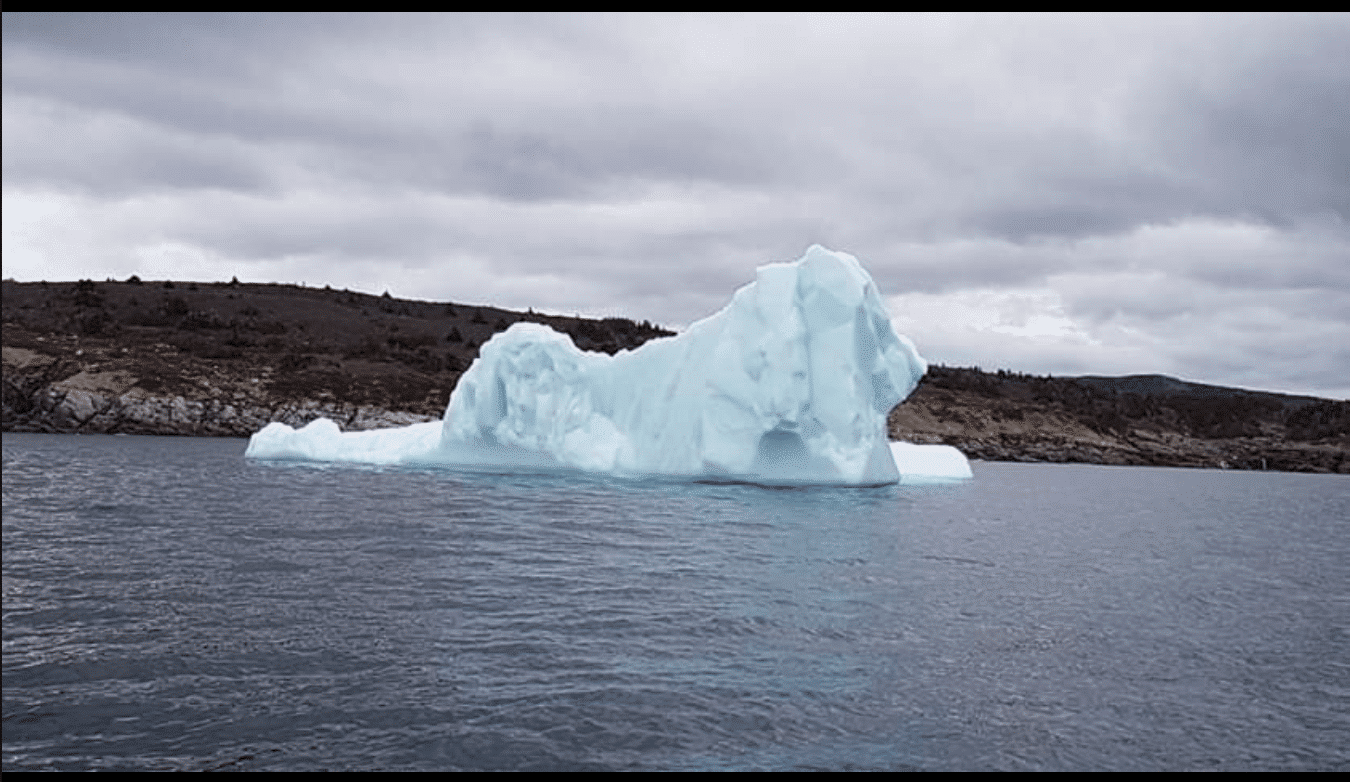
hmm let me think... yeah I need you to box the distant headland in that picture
[3,278,1345,473]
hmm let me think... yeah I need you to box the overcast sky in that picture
[4,13,1348,398]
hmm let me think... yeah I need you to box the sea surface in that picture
[3,432,1347,771]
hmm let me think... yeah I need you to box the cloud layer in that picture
[5,13,1348,398]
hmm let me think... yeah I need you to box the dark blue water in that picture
[3,433,1347,771]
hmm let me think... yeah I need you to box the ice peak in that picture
[439,245,926,484]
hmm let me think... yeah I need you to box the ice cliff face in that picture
[440,245,926,484]
[248,245,947,484]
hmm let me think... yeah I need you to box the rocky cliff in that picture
[888,366,1348,473]
[2,278,670,439]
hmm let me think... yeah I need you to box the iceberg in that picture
[889,442,974,482]
[247,245,971,485]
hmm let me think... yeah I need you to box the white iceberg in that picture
[889,442,974,482]
[247,245,972,485]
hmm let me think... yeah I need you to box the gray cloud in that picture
[4,12,1348,397]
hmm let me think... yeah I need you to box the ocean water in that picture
[3,432,1347,771]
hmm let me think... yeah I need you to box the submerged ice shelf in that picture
[247,246,972,484]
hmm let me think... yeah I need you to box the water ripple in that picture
[4,434,1347,771]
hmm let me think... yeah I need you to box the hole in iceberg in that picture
[753,428,813,478]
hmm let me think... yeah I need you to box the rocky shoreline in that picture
[8,340,1345,474]
[3,278,666,440]
[887,367,1348,474]
[3,344,437,438]
[4,279,1346,473]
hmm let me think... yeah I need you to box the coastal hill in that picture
[2,277,670,437]
[4,278,1346,473]
[891,366,1346,473]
